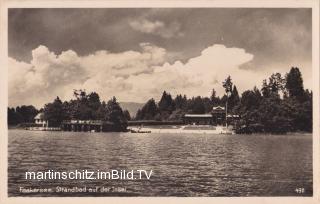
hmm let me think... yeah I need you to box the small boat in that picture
[130,129,151,133]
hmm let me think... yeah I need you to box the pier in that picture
[61,120,105,132]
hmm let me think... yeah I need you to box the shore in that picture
[128,125,235,134]
[8,125,312,135]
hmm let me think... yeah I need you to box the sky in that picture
[8,8,312,108]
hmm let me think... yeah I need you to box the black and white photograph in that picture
[2,1,319,202]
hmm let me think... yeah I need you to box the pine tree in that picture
[229,85,240,110]
[222,76,233,96]
[106,97,127,131]
[123,110,131,121]
[285,67,304,100]
[136,98,159,120]
[210,88,220,106]
[158,91,175,113]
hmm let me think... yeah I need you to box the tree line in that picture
[8,105,38,126]
[134,67,312,133]
[8,67,312,134]
[8,90,130,131]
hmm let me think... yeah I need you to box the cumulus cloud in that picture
[129,19,183,38]
[9,43,167,107]
[123,45,258,101]
[10,43,295,108]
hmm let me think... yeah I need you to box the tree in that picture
[229,85,240,111]
[73,89,87,101]
[123,110,131,121]
[43,97,65,127]
[261,73,285,98]
[253,86,262,101]
[135,109,143,120]
[269,73,285,95]
[257,95,291,133]
[240,90,261,111]
[192,96,206,114]
[210,88,220,106]
[106,97,127,131]
[158,91,175,113]
[70,101,92,120]
[87,92,102,119]
[8,107,23,125]
[282,92,312,132]
[174,94,188,110]
[237,68,312,134]
[8,108,16,125]
[68,90,102,120]
[15,105,38,123]
[135,98,159,120]
[222,76,233,125]
[88,92,101,110]
[237,89,262,128]
[285,67,304,100]
[261,79,271,98]
[96,101,108,120]
[202,97,213,113]
[222,76,233,96]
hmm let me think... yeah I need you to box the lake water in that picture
[8,129,312,196]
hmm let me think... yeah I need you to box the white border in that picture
[0,1,319,204]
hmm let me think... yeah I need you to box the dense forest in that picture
[8,67,312,134]
[134,67,312,133]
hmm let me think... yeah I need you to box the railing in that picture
[62,120,103,125]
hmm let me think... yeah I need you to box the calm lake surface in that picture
[8,129,312,196]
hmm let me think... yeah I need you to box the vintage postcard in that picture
[0,0,319,204]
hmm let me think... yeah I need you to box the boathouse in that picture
[61,120,114,132]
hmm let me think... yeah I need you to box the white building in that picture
[34,112,48,127]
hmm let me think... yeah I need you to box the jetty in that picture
[61,120,108,132]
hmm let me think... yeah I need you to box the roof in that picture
[212,106,225,110]
[34,112,44,120]
[184,114,213,118]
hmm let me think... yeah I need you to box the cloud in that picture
[8,43,167,107]
[129,18,183,38]
[11,43,310,108]
[123,44,258,101]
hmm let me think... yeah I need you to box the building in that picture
[34,112,48,127]
[61,120,116,132]
[212,106,226,125]
[183,114,214,125]
[183,106,239,126]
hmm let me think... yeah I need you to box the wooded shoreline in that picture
[8,67,312,134]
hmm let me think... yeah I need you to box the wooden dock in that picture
[61,120,104,132]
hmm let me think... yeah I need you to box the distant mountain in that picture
[119,102,144,118]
